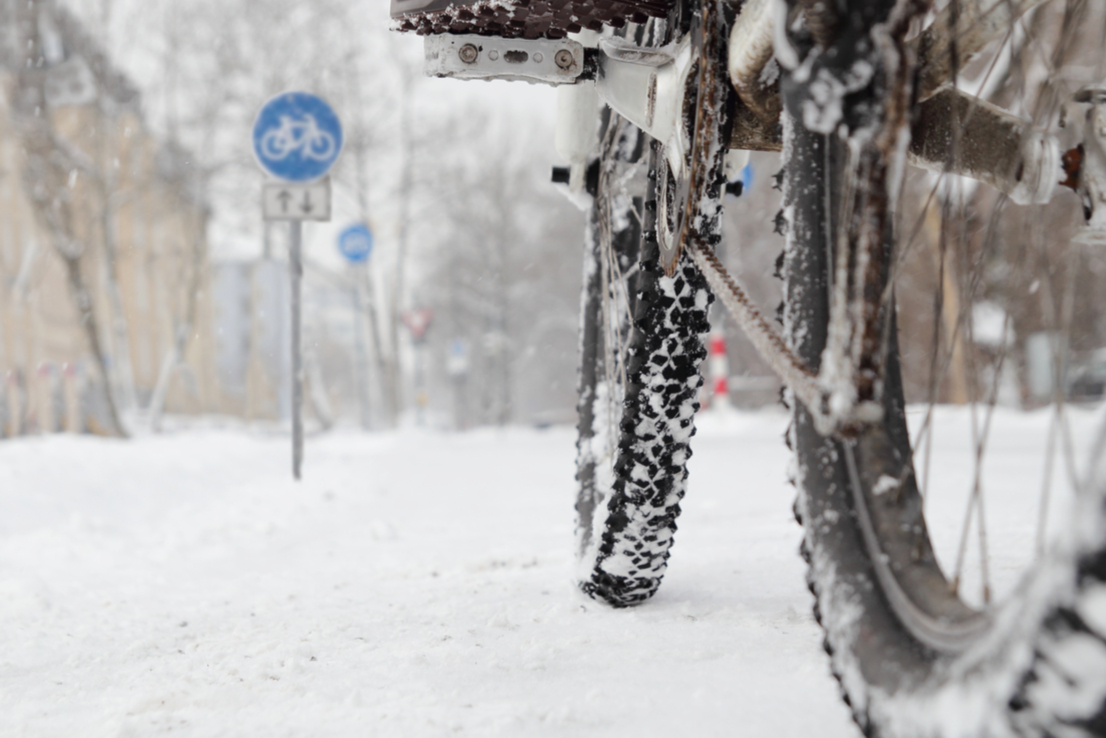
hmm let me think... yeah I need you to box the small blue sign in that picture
[447,339,469,376]
[338,224,374,263]
[252,92,343,182]
[741,162,754,190]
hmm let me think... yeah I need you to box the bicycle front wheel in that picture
[780,1,1106,733]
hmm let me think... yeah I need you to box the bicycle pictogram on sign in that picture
[337,224,374,263]
[252,92,343,182]
[260,115,338,163]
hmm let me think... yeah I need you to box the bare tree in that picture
[419,105,583,426]
[8,0,131,435]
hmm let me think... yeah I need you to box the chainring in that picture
[657,0,733,276]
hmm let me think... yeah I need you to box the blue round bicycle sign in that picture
[338,224,374,263]
[252,91,343,182]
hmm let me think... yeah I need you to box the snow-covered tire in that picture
[579,253,711,607]
[575,137,713,608]
[783,107,1106,738]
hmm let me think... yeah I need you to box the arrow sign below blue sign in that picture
[338,223,374,263]
[253,92,343,182]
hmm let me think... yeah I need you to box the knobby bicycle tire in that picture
[576,135,713,607]
[782,55,1106,738]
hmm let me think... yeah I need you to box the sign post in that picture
[338,224,375,430]
[253,91,343,480]
[447,339,469,430]
[401,308,434,427]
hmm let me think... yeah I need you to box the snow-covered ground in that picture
[0,406,1097,737]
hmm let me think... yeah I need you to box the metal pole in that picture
[290,219,304,480]
[352,268,371,430]
[415,339,425,427]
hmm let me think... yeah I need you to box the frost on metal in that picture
[909,88,1059,206]
[794,57,875,135]
[728,0,780,122]
[576,378,617,568]
[391,0,672,40]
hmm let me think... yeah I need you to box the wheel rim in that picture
[843,437,992,654]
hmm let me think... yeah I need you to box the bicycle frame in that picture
[412,0,1106,435]
[394,1,1106,729]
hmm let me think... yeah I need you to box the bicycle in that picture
[259,114,338,162]
[392,0,1106,734]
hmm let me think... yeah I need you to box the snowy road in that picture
[5,407,1086,737]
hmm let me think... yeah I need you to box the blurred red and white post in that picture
[36,361,54,433]
[62,363,80,433]
[706,331,730,411]
[5,370,21,437]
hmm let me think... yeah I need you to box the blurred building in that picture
[0,2,221,435]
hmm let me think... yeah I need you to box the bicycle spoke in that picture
[1036,407,1060,554]
[1056,261,1082,497]
[1014,2,1093,554]
[596,113,648,462]
[937,0,1099,603]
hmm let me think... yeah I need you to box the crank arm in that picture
[910,88,1060,206]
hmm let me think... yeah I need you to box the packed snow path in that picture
[5,407,1078,737]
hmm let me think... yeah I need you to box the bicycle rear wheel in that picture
[575,113,713,607]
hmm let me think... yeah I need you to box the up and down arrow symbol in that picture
[278,190,293,214]
[263,179,331,221]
